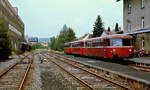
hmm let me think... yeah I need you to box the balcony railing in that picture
[0,0,24,28]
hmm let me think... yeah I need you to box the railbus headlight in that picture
[113,49,116,52]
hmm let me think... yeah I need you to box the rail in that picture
[0,54,34,90]
[18,57,33,90]
[129,63,150,72]
[46,52,150,90]
[43,53,129,90]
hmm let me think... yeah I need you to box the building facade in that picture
[122,0,150,32]
[0,0,24,53]
[117,0,150,53]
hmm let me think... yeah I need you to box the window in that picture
[127,21,131,32]
[92,40,99,47]
[64,43,71,48]
[72,42,84,48]
[91,39,104,47]
[128,2,132,14]
[141,0,145,9]
[110,39,122,46]
[123,39,132,46]
[86,41,92,47]
[141,17,145,28]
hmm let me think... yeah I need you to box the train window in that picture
[99,39,103,46]
[85,42,88,47]
[81,42,84,47]
[110,39,122,46]
[123,39,132,46]
[72,42,84,48]
[86,41,92,47]
[64,43,71,48]
[91,40,103,47]
[72,43,77,47]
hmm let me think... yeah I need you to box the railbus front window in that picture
[109,39,122,46]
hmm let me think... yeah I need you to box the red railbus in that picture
[64,40,86,55]
[64,34,134,59]
[85,34,134,59]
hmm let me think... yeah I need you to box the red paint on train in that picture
[64,34,134,59]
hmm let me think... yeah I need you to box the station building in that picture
[117,0,150,53]
[0,0,25,53]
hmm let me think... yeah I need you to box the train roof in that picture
[86,34,132,41]
[65,34,132,44]
[65,40,85,45]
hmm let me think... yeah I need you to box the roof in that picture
[78,34,90,40]
[65,34,90,45]
[103,34,132,39]
[64,40,85,45]
[65,34,132,44]
[86,34,132,41]
[125,28,150,35]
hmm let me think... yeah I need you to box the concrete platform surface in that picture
[129,57,150,64]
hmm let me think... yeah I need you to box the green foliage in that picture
[0,21,12,60]
[115,23,119,32]
[32,43,48,50]
[49,25,76,51]
[49,36,57,50]
[92,15,104,37]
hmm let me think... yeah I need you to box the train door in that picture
[103,39,108,58]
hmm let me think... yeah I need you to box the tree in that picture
[107,27,111,32]
[49,36,57,50]
[66,28,76,42]
[49,25,76,51]
[0,21,12,60]
[92,15,104,37]
[57,27,76,51]
[62,24,68,31]
[115,23,119,32]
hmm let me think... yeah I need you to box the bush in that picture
[0,22,12,60]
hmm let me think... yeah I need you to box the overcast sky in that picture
[9,0,123,38]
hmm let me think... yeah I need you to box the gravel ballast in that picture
[33,54,77,90]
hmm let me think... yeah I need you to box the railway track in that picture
[0,54,33,90]
[44,52,150,90]
[43,53,130,90]
[129,64,150,72]
[129,63,150,72]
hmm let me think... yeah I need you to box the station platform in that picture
[129,57,150,64]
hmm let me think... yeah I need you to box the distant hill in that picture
[38,38,50,43]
